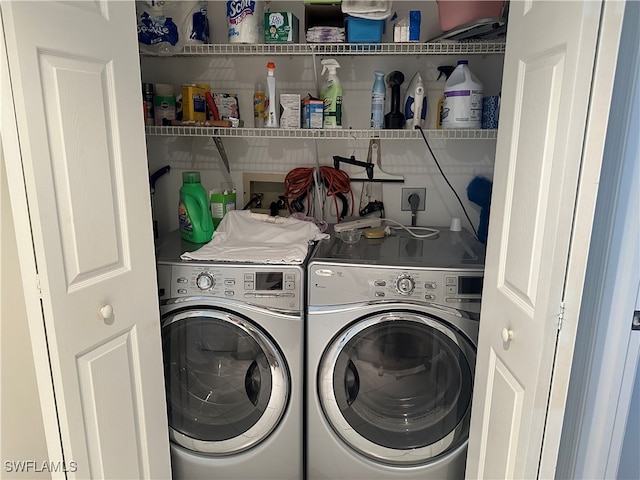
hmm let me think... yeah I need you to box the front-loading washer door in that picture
[318,310,475,466]
[162,308,289,455]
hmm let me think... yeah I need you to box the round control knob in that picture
[395,274,415,296]
[196,272,215,291]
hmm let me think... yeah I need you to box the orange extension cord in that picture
[284,166,354,223]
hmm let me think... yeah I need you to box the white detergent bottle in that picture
[442,60,484,129]
[265,61,278,127]
[320,59,342,128]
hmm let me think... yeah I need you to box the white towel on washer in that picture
[180,210,329,264]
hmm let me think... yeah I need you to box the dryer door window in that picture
[162,309,289,455]
[318,312,475,465]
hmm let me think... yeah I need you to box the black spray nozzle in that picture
[437,66,455,81]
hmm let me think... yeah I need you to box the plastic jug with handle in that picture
[178,171,214,243]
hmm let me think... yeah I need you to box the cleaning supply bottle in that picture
[178,171,214,243]
[370,71,385,129]
[210,183,237,229]
[253,82,265,128]
[320,59,342,129]
[436,65,455,129]
[442,60,484,129]
[265,62,278,127]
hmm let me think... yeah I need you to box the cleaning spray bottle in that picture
[320,59,342,129]
[371,71,385,129]
[265,62,278,127]
[436,65,455,129]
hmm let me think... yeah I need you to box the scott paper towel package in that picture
[227,0,264,43]
[137,1,209,55]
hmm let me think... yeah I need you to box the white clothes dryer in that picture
[306,228,484,479]
[156,233,305,480]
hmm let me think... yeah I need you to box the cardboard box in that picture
[213,93,240,127]
[265,12,299,43]
[279,94,301,129]
[394,11,421,42]
[302,96,323,129]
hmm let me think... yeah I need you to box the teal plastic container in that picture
[178,171,214,243]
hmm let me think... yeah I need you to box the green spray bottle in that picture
[320,59,342,128]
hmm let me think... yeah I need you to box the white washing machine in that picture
[306,228,485,479]
[156,233,305,480]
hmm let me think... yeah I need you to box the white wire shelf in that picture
[145,126,498,140]
[141,42,506,57]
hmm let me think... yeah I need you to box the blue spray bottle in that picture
[371,71,385,129]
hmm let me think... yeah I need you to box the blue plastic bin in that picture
[345,16,384,43]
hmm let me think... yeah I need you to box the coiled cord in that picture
[284,166,354,223]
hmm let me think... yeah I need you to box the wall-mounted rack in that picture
[140,42,506,57]
[145,126,498,140]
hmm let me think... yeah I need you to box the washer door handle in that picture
[244,360,261,406]
[345,360,360,406]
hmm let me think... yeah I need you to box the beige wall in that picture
[1,142,51,479]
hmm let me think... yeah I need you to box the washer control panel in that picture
[310,263,483,313]
[160,263,303,312]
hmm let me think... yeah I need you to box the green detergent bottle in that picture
[178,171,214,243]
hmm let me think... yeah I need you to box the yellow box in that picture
[181,84,206,122]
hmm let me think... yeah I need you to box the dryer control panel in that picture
[159,263,304,312]
[309,262,483,313]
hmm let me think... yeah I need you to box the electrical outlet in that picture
[401,188,426,211]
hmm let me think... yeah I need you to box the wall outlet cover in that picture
[401,187,426,211]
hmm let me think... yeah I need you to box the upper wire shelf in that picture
[145,126,498,140]
[140,42,506,57]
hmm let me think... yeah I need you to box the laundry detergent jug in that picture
[178,171,214,243]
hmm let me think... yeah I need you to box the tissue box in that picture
[280,94,301,129]
[393,11,421,42]
[265,12,299,43]
[345,15,384,43]
[409,11,421,41]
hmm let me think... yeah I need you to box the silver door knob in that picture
[100,304,113,320]
[501,328,514,342]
